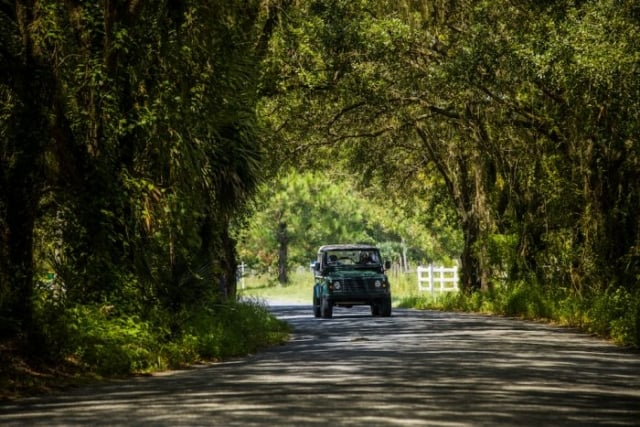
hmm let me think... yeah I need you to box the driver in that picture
[359,252,372,264]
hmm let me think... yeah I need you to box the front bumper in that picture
[327,291,390,305]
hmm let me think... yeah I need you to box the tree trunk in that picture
[1,170,38,339]
[0,2,51,344]
[221,226,238,298]
[459,217,483,293]
[401,237,409,272]
[416,125,489,293]
[277,221,289,284]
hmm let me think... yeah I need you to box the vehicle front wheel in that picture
[380,298,392,317]
[321,298,333,318]
[371,303,380,316]
[313,294,321,318]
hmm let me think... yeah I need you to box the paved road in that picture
[1,305,640,426]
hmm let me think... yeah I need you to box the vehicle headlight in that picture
[374,280,382,288]
[333,281,341,290]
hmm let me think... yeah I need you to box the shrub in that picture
[587,287,639,347]
[32,297,290,377]
[397,280,639,348]
[185,299,290,360]
[64,305,158,376]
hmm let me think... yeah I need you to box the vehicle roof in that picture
[318,244,379,253]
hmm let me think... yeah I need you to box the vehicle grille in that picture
[339,278,383,293]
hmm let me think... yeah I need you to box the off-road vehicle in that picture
[312,244,392,318]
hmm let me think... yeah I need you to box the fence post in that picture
[453,267,459,291]
[428,263,434,293]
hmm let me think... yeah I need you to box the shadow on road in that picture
[1,305,639,426]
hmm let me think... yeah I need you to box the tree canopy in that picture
[258,0,640,296]
[1,0,639,353]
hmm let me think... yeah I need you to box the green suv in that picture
[312,244,392,318]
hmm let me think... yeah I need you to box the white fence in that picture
[417,265,459,293]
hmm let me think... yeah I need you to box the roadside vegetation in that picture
[243,269,640,349]
[397,284,640,349]
[1,294,289,401]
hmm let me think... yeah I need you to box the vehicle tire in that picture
[313,294,321,318]
[321,298,333,318]
[371,303,380,316]
[380,298,392,317]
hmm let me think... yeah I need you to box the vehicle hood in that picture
[325,269,386,280]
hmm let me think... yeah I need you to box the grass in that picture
[396,280,640,349]
[1,298,290,401]
[238,270,313,304]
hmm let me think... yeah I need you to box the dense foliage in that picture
[1,0,289,371]
[1,0,639,374]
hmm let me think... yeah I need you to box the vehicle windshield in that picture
[324,249,381,267]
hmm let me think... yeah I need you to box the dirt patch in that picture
[0,339,97,402]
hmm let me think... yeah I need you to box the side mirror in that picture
[384,260,391,270]
[313,261,321,271]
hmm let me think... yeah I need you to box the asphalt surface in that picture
[1,304,639,426]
